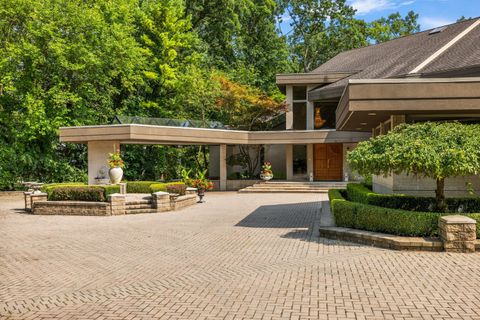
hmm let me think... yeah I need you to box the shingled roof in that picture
[308,17,480,101]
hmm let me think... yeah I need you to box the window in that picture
[293,86,306,100]
[313,103,336,129]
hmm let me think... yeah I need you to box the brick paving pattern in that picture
[1,192,480,319]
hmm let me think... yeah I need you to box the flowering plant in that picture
[261,162,273,176]
[108,152,125,168]
[192,169,214,190]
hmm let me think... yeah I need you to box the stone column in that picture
[186,187,198,195]
[439,215,477,253]
[306,144,314,181]
[286,144,293,181]
[152,191,171,212]
[219,144,227,191]
[108,194,126,215]
[30,193,48,213]
[285,85,293,130]
[88,141,119,185]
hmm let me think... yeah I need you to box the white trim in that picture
[409,19,480,74]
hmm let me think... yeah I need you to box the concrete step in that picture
[125,208,158,214]
[125,204,154,210]
[125,200,152,206]
[247,185,343,189]
[238,181,348,193]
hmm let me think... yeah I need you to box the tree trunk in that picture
[435,178,446,212]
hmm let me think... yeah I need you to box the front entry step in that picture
[238,181,347,193]
[125,195,156,214]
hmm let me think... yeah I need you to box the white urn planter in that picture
[260,173,273,181]
[109,167,123,184]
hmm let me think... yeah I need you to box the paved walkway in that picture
[1,192,480,319]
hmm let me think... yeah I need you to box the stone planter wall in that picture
[32,201,110,216]
[170,194,197,210]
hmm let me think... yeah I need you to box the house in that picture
[60,18,480,194]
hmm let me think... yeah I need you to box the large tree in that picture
[347,122,480,212]
[278,0,420,72]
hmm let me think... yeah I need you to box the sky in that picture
[279,0,480,34]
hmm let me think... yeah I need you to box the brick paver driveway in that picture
[2,192,480,320]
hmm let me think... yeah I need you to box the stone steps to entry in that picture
[238,181,347,193]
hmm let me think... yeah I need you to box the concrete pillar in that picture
[286,144,293,180]
[208,145,220,178]
[88,141,119,185]
[219,144,227,191]
[286,85,293,130]
[306,144,314,181]
[439,215,476,253]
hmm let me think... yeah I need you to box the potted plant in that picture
[192,170,213,203]
[108,152,125,184]
[260,162,273,181]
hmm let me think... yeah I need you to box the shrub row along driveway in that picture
[1,192,480,319]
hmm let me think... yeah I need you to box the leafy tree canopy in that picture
[347,122,480,211]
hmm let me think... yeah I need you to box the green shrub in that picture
[150,181,185,193]
[354,203,440,236]
[166,184,187,195]
[45,184,120,201]
[329,188,442,236]
[126,181,158,193]
[50,186,106,202]
[42,182,86,198]
[346,183,480,213]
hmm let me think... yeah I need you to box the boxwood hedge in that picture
[329,186,480,237]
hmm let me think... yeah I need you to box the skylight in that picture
[429,26,447,35]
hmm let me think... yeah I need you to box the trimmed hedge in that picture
[330,186,480,237]
[150,182,186,193]
[329,189,441,236]
[41,183,86,198]
[126,181,158,194]
[346,183,480,213]
[46,185,120,202]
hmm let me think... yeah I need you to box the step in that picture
[238,188,328,193]
[248,184,342,189]
[125,204,154,210]
[125,208,158,214]
[125,200,152,206]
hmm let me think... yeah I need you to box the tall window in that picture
[292,86,307,130]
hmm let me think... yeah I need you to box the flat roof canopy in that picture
[59,124,370,145]
[336,78,480,131]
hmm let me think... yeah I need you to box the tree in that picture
[213,74,286,177]
[278,0,420,72]
[347,122,480,212]
[368,11,420,43]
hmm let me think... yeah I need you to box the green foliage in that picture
[277,1,419,72]
[126,181,159,194]
[467,214,480,238]
[329,188,441,236]
[348,122,480,211]
[150,182,185,193]
[41,182,86,198]
[46,184,120,201]
[354,203,440,237]
[346,183,480,213]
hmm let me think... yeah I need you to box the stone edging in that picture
[319,227,444,251]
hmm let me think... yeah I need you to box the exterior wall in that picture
[88,140,119,185]
[264,145,286,178]
[208,145,220,178]
[373,173,480,197]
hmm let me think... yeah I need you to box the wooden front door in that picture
[314,144,343,181]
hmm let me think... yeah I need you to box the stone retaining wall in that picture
[33,201,110,216]
[171,194,197,210]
